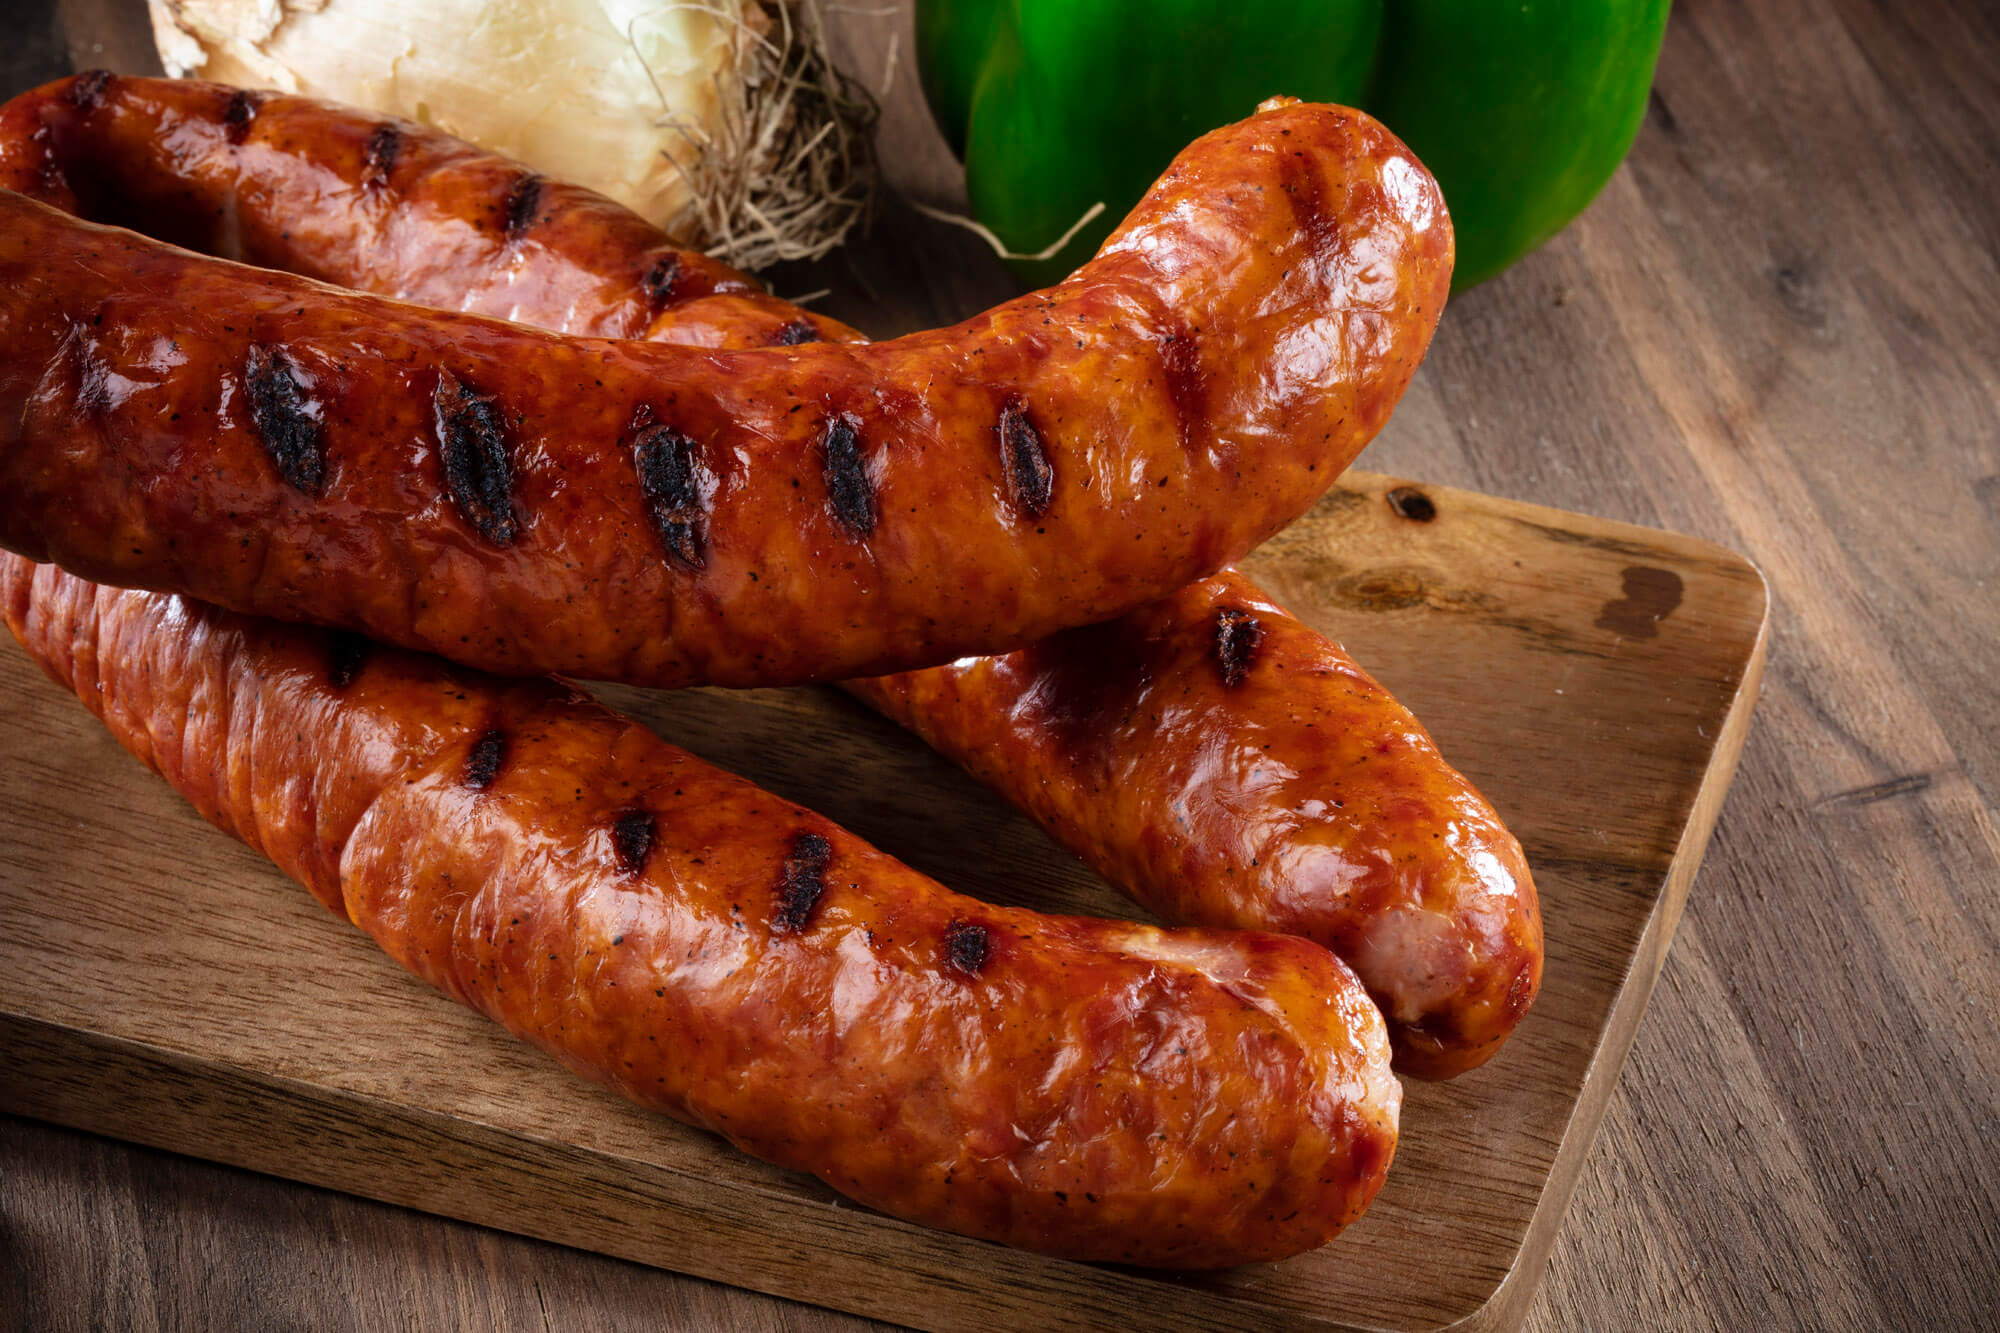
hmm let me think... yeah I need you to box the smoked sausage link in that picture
[0,72,848,346]
[0,80,1452,689]
[851,571,1543,1078]
[0,550,1399,1268]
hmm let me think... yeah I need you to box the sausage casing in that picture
[0,72,845,346]
[1,551,1399,1267]
[852,571,1543,1077]
[0,80,1452,689]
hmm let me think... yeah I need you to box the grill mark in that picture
[997,398,1053,518]
[632,423,709,571]
[1157,326,1205,450]
[362,125,401,189]
[244,346,324,494]
[772,832,832,933]
[432,371,518,545]
[611,808,656,874]
[773,320,819,346]
[69,70,113,110]
[1280,146,1342,262]
[223,90,261,144]
[464,730,508,790]
[326,633,370,689]
[821,416,875,536]
[1212,607,1264,687]
[503,173,544,240]
[643,254,681,309]
[943,920,990,976]
[69,328,112,418]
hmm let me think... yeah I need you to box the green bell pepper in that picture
[916,1,1671,290]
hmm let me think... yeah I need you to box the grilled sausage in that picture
[0,72,848,346]
[1,550,1399,1267]
[851,572,1543,1078]
[0,79,1452,690]
[0,74,1536,1075]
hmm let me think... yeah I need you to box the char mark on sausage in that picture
[68,70,112,111]
[1212,607,1265,688]
[431,370,518,546]
[222,90,260,144]
[502,173,544,240]
[997,398,1053,520]
[632,423,708,571]
[361,125,401,189]
[244,345,325,494]
[821,416,876,537]
[773,320,819,346]
[943,920,990,976]
[611,808,656,874]
[464,729,508,790]
[642,254,681,309]
[772,831,832,932]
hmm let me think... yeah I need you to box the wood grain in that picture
[0,469,1766,1331]
[7,0,1998,1328]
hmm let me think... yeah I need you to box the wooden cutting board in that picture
[0,470,1766,1332]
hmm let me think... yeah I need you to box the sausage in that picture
[851,573,1543,1078]
[1,549,1399,1266]
[0,74,1536,1075]
[0,72,849,347]
[0,78,1453,690]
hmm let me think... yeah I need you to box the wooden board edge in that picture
[1452,566,1772,1333]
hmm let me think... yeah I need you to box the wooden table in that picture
[4,1,1996,1328]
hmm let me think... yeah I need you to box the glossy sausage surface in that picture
[852,571,1543,1078]
[1,550,1399,1267]
[0,72,848,347]
[0,77,1452,689]
[0,74,1535,1075]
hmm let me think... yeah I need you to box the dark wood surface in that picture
[4,1,1996,1330]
